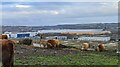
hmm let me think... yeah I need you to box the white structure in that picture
[4,32,38,38]
[38,29,111,34]
[45,36,67,40]
[78,37,110,41]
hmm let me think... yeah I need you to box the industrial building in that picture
[4,32,38,38]
[78,37,110,41]
[45,36,68,40]
[4,29,111,41]
[38,29,111,41]
[44,36,110,41]
[38,29,111,35]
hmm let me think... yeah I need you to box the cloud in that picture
[2,16,117,26]
[1,2,118,26]
[2,9,64,18]
[2,0,119,2]
[14,4,31,8]
[100,2,118,9]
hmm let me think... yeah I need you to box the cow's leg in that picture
[2,56,13,67]
[2,59,11,67]
[2,43,14,67]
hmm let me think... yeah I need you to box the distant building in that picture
[16,33,30,38]
[38,29,111,35]
[38,29,111,41]
[78,37,110,41]
[4,32,38,38]
[45,36,67,40]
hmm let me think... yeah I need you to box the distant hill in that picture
[2,23,118,34]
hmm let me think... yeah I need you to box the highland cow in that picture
[47,39,61,48]
[0,34,14,67]
[96,44,105,52]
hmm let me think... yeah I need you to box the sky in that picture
[1,2,118,26]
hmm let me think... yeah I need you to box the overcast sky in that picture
[1,2,118,26]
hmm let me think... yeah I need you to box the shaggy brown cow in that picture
[81,43,90,50]
[96,44,105,52]
[0,35,8,39]
[40,40,48,48]
[47,39,61,48]
[0,34,14,67]
[0,39,14,67]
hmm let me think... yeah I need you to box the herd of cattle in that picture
[0,34,119,67]
[34,40,109,52]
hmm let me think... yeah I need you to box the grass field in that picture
[14,40,119,66]
[15,53,118,65]
[14,47,119,65]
